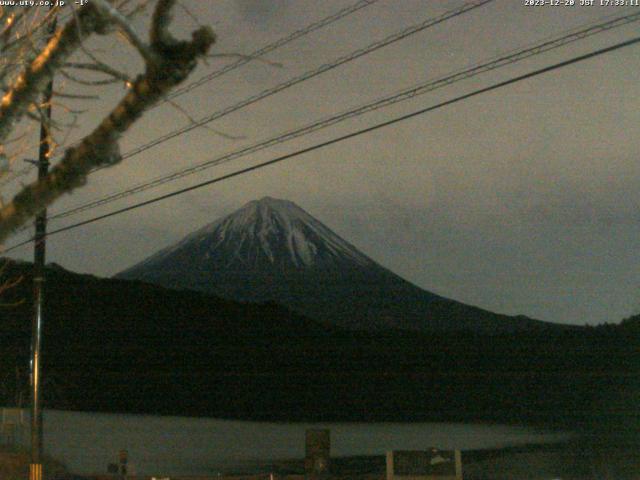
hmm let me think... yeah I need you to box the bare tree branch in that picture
[52,90,100,100]
[0,1,215,243]
[0,4,108,145]
[0,257,24,304]
[165,97,245,141]
[64,61,132,83]
[150,0,177,48]
[58,67,119,86]
[92,0,156,64]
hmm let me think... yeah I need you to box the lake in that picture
[5,409,568,476]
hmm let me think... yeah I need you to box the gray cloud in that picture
[235,0,291,28]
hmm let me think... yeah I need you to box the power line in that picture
[164,0,380,102]
[6,0,496,239]
[103,0,494,165]
[47,9,640,222]
[0,0,380,187]
[5,33,640,254]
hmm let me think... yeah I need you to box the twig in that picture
[0,0,215,243]
[52,90,100,100]
[0,3,107,143]
[64,61,132,83]
[150,0,177,49]
[91,0,157,64]
[59,67,123,86]
[165,97,245,140]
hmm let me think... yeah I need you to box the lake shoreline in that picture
[248,438,638,480]
[1,408,572,476]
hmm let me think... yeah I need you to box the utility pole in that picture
[30,8,57,480]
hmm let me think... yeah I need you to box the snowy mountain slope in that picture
[117,197,551,333]
[131,197,373,271]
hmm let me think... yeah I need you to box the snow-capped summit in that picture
[117,197,549,333]
[186,196,373,269]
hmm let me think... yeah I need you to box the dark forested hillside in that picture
[0,259,638,435]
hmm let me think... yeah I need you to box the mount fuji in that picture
[117,197,549,333]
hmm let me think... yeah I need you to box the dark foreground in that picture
[1,260,638,434]
[4,436,638,480]
[236,436,640,480]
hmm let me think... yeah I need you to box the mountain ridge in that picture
[124,197,376,273]
[2,257,633,429]
[117,197,557,334]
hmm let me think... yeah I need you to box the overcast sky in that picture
[4,0,640,326]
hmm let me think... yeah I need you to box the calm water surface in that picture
[12,409,568,476]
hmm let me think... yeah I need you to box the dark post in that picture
[118,449,128,479]
[305,429,330,480]
[30,8,56,480]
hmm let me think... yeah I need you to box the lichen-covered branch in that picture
[0,1,215,243]
[150,0,177,48]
